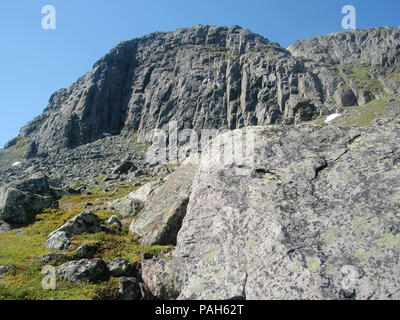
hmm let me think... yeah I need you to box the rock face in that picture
[57,259,110,283]
[289,26,400,67]
[7,25,398,158]
[129,162,198,245]
[175,119,400,300]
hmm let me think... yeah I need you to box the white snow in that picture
[102,133,112,137]
[324,114,342,123]
[12,162,22,167]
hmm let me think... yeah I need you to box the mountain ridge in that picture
[3,24,398,159]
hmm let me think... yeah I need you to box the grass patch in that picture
[336,64,385,95]
[340,98,389,127]
[0,179,172,300]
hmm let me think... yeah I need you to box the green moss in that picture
[341,98,389,127]
[324,227,339,245]
[375,232,400,252]
[203,247,221,262]
[306,258,320,271]
[337,64,385,95]
[352,249,372,262]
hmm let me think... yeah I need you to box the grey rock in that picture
[75,244,99,257]
[107,215,122,229]
[107,258,136,277]
[10,24,382,156]
[45,231,71,251]
[141,258,186,300]
[56,259,110,283]
[118,277,142,300]
[0,187,57,225]
[40,253,69,265]
[0,220,12,233]
[12,173,50,195]
[129,162,198,245]
[108,180,161,217]
[175,120,400,300]
[0,264,16,276]
[48,210,102,237]
[112,160,136,174]
[289,26,400,67]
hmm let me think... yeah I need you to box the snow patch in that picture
[102,133,112,137]
[12,162,22,167]
[324,114,342,123]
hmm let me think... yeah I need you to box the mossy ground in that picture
[0,180,173,300]
[312,97,400,127]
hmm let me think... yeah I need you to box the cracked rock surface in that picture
[175,119,400,299]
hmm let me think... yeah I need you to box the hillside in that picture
[1,25,400,300]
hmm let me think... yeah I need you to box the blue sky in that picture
[0,0,399,147]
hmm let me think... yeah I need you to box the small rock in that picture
[40,253,69,265]
[112,160,136,175]
[0,264,16,275]
[0,220,12,233]
[107,215,122,229]
[45,231,71,251]
[118,277,142,300]
[107,258,136,277]
[75,244,99,257]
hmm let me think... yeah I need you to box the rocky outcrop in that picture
[174,119,400,300]
[289,26,400,67]
[129,162,198,245]
[8,25,398,158]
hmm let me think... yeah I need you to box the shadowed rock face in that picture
[175,119,400,300]
[11,25,399,156]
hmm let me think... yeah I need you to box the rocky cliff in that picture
[3,25,399,158]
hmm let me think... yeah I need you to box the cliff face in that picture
[10,25,400,155]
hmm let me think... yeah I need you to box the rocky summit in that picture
[0,25,400,300]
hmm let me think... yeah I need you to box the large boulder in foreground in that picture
[129,161,198,245]
[0,187,57,225]
[175,119,400,300]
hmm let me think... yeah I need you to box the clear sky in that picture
[0,0,399,147]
